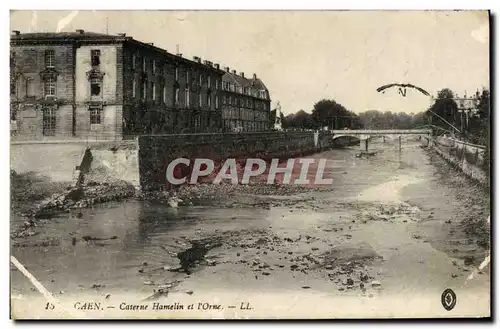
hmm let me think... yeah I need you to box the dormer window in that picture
[91,50,101,66]
[45,50,55,68]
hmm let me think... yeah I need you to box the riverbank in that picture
[10,140,490,319]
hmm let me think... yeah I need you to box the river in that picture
[10,137,490,319]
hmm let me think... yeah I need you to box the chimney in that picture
[197,57,202,63]
[214,63,220,69]
[240,72,245,78]
[76,29,85,34]
[117,33,126,37]
[204,60,210,65]
[11,30,20,36]
[224,67,230,72]
[193,56,199,61]
[177,53,183,57]
[253,73,257,80]
[147,42,154,46]
[231,70,236,74]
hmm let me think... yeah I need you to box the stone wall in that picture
[429,136,488,186]
[137,131,333,190]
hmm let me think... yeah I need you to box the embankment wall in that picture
[137,131,334,191]
[428,136,488,186]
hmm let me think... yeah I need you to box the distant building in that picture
[220,69,271,132]
[10,30,272,141]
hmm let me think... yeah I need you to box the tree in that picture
[282,110,315,130]
[311,99,357,129]
[437,88,455,99]
[358,110,427,129]
[426,88,459,134]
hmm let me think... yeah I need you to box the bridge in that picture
[330,129,432,151]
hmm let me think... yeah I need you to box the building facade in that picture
[10,30,272,141]
[220,69,271,132]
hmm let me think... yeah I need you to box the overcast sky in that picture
[10,10,489,115]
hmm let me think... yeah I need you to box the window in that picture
[207,75,211,88]
[90,107,102,124]
[90,77,101,96]
[175,88,179,106]
[199,74,203,86]
[132,54,137,68]
[132,79,136,98]
[162,85,167,103]
[186,71,190,84]
[198,93,202,107]
[44,77,56,97]
[152,60,156,74]
[42,108,56,136]
[91,50,101,66]
[142,57,147,72]
[175,67,179,81]
[45,50,55,68]
[207,94,211,107]
[215,95,219,109]
[152,82,156,101]
[25,78,35,97]
[10,105,17,121]
[10,77,16,96]
[185,88,190,107]
[215,79,219,90]
[10,51,15,68]
[142,81,147,100]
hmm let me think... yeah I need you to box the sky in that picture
[10,10,490,115]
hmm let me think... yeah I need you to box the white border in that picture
[2,2,498,328]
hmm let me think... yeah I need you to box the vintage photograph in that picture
[9,10,491,319]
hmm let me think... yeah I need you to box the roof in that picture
[222,72,270,97]
[11,30,223,74]
[11,31,124,42]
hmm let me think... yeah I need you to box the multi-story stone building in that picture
[220,68,271,132]
[10,29,272,141]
